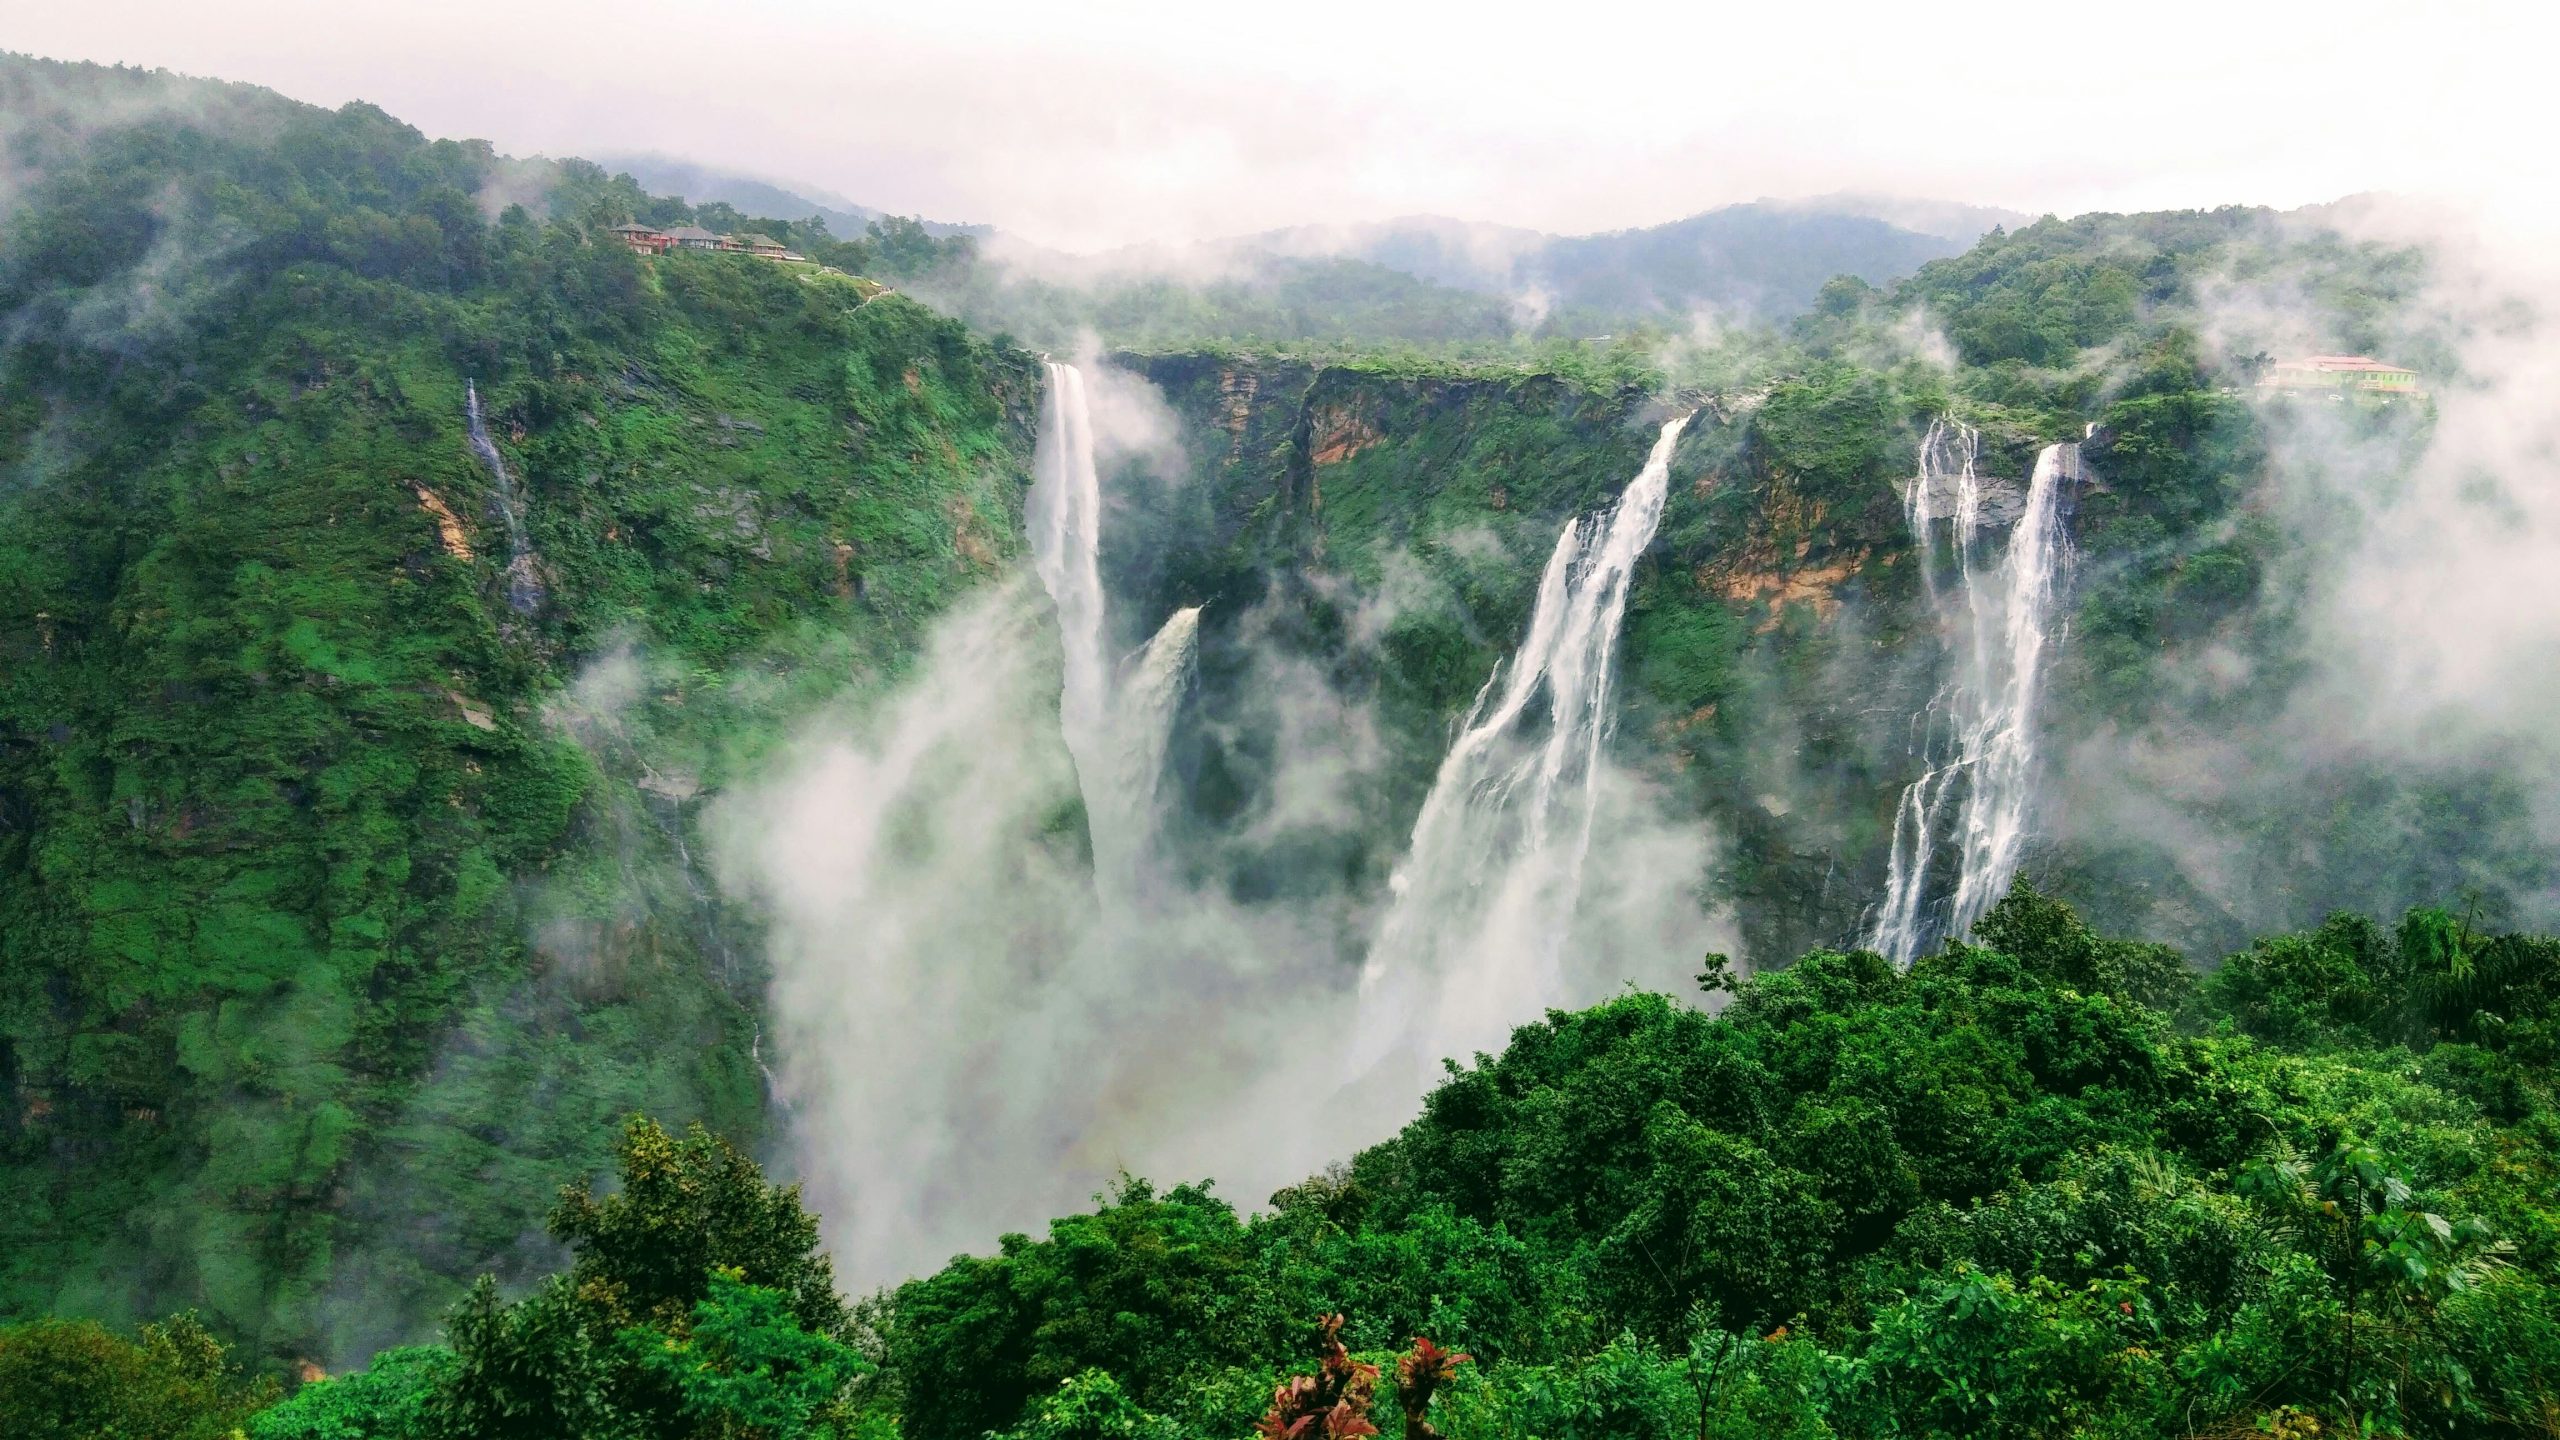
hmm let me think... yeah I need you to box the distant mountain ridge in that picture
[1240,196,2019,322]
[1777,191,2035,243]
[593,152,989,241]
[586,151,2021,324]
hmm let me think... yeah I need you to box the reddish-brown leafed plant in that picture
[1257,1314,1380,1440]
[1392,1336,1472,1440]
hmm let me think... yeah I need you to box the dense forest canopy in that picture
[14,886,2558,1438]
[4,49,2556,1440]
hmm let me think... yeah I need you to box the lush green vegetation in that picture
[17,886,2553,1437]
[0,53,1037,1364]
[874,885,2560,1439]
[8,46,2555,1440]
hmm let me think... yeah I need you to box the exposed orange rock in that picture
[1217,367,1259,463]
[441,687,498,731]
[1309,403,1384,466]
[1714,553,1865,632]
[1666,702,1720,733]
[416,488,474,560]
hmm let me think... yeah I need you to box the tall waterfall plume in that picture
[1867,421,2079,965]
[1361,412,1693,1070]
[1030,361,1196,890]
[465,381,545,615]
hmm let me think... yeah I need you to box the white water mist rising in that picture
[1868,422,2079,964]
[1360,413,1696,1074]
[728,384,1719,1288]
[464,380,544,615]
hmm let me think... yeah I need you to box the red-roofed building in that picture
[610,223,673,255]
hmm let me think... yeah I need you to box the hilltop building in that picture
[610,222,674,255]
[607,222,810,264]
[2259,355,2422,397]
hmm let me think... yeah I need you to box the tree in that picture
[887,1177,1267,1440]
[0,1314,277,1440]
[429,1277,622,1440]
[551,1116,846,1340]
[1390,1337,1469,1440]
[630,1270,867,1439]
[247,1346,454,1439]
[1000,1371,1182,1440]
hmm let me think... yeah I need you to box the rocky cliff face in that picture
[1093,351,2560,980]
[1100,353,1969,963]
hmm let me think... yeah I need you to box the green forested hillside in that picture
[0,55,1039,1362]
[6,46,2557,1440]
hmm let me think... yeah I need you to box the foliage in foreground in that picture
[15,885,2554,1439]
[880,884,2560,1440]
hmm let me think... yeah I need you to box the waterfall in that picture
[465,380,545,615]
[1867,423,2078,965]
[1030,363,1111,762]
[1361,412,1691,1067]
[1097,605,1201,882]
[1029,362,1195,891]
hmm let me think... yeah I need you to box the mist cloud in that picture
[714,376,1731,1285]
[2050,197,2560,939]
[17,1,2544,250]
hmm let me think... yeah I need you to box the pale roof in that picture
[2275,355,2415,373]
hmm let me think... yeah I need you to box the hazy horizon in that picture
[10,0,2542,250]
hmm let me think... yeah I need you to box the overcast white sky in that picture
[10,0,2547,249]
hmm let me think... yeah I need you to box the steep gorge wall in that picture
[1103,353,1969,962]
[1101,350,2560,975]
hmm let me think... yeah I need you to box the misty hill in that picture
[1247,197,1998,323]
[1793,189,2035,242]
[901,198,1986,352]
[0,50,1036,1362]
[592,151,989,242]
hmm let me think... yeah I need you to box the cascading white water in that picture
[465,380,545,615]
[1030,363,1110,753]
[1097,605,1200,881]
[743,397,1717,1282]
[1029,362,1196,890]
[1867,423,2078,965]
[1360,413,1692,1068]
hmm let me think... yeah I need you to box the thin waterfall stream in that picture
[465,380,545,615]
